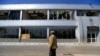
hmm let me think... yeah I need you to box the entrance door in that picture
[87,32,97,43]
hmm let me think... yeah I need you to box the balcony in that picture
[0,20,77,27]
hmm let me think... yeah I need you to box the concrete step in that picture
[0,42,100,46]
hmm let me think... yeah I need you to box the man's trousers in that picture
[49,49,56,56]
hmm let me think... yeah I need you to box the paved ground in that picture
[0,43,100,56]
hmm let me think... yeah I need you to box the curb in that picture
[0,42,100,46]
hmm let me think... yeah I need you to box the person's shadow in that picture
[63,53,74,56]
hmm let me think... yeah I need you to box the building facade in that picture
[0,0,100,43]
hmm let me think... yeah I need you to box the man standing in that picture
[48,31,58,56]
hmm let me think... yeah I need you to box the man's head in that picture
[50,31,55,35]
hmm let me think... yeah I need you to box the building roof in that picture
[0,4,100,10]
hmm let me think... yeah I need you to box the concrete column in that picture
[75,10,85,43]
[20,10,23,20]
[47,10,50,20]
[18,27,21,42]
[47,27,49,38]
[74,10,82,43]
[18,10,22,42]
[56,10,59,20]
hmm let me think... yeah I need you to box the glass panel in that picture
[77,10,84,16]
[86,11,99,16]
[21,28,47,39]
[0,27,19,38]
[87,39,91,42]
[87,33,91,38]
[77,10,99,16]
[22,10,47,20]
[92,39,95,42]
[92,33,95,38]
[50,28,76,39]
[0,10,20,20]
[49,10,57,20]
[49,10,74,20]
[87,32,97,42]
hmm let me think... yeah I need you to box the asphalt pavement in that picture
[0,43,100,56]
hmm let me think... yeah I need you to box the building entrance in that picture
[87,32,97,43]
[87,26,99,43]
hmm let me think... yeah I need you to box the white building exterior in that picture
[0,4,100,43]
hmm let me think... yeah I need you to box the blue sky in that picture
[0,0,100,5]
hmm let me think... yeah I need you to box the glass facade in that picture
[22,10,75,20]
[0,27,76,42]
[0,10,99,20]
[0,9,77,42]
[0,27,19,38]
